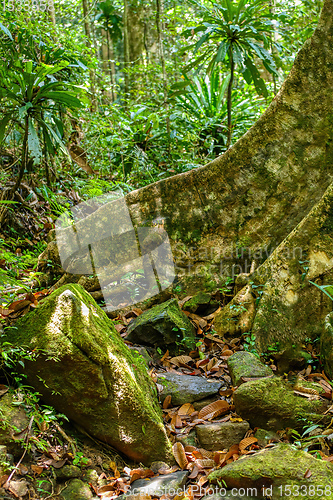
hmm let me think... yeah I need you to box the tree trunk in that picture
[226,50,234,149]
[156,0,170,153]
[82,0,97,111]
[42,0,333,309]
[48,0,56,25]
[123,0,130,97]
[0,116,29,227]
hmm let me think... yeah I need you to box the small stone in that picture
[83,469,99,486]
[8,480,29,498]
[254,428,280,447]
[196,421,250,451]
[59,478,93,500]
[183,292,219,315]
[157,373,222,405]
[125,299,196,354]
[128,346,152,366]
[55,465,81,480]
[175,430,197,448]
[227,351,273,387]
[83,469,98,486]
[150,461,169,474]
[127,471,189,498]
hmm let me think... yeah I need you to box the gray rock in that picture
[125,299,196,354]
[60,478,93,500]
[128,346,152,367]
[196,421,250,451]
[127,471,189,498]
[227,351,273,386]
[5,284,172,465]
[157,373,222,405]
[55,465,81,480]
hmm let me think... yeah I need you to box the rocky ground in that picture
[1,282,333,500]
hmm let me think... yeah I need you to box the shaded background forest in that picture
[0,0,325,299]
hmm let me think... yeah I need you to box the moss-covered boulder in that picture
[5,284,172,465]
[183,292,219,315]
[227,351,274,387]
[233,376,330,431]
[320,312,333,379]
[125,298,196,354]
[208,444,333,500]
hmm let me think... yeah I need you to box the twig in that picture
[54,422,76,455]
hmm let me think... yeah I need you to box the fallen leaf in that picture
[163,395,172,409]
[172,442,188,469]
[198,400,230,420]
[31,465,43,475]
[178,403,195,416]
[170,355,193,367]
[304,469,312,478]
[239,437,258,454]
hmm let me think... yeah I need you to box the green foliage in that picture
[72,452,89,466]
[183,0,279,95]
[242,332,259,357]
[309,281,333,301]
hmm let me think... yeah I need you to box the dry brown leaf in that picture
[178,403,195,416]
[195,459,215,468]
[199,448,215,459]
[214,451,227,465]
[239,437,258,454]
[170,355,193,367]
[31,465,43,475]
[188,465,200,479]
[198,400,230,420]
[172,442,188,469]
[163,395,172,409]
[161,350,170,361]
[0,385,8,397]
[304,469,312,479]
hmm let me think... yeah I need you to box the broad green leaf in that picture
[45,92,83,108]
[170,81,192,90]
[18,102,33,119]
[310,281,333,301]
[0,23,13,40]
[215,40,229,64]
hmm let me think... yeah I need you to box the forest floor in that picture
[1,193,333,499]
